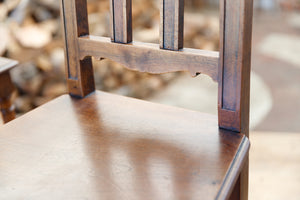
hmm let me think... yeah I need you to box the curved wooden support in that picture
[78,36,219,81]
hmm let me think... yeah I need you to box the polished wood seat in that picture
[0,0,253,199]
[0,91,249,200]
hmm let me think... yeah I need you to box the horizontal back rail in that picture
[78,36,219,81]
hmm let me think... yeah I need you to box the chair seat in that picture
[0,91,249,200]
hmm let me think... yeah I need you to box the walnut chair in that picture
[0,0,253,199]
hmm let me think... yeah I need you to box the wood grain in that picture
[218,0,253,199]
[0,0,254,199]
[61,0,95,97]
[218,0,253,134]
[78,35,219,80]
[160,0,184,50]
[0,91,249,200]
[110,0,132,43]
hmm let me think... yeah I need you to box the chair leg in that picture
[0,71,16,124]
[229,155,249,200]
[229,175,240,200]
[0,97,15,123]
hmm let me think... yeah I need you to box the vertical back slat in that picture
[110,0,132,43]
[160,0,184,50]
[61,0,95,97]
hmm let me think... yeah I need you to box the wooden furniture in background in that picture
[0,0,253,199]
[0,57,17,124]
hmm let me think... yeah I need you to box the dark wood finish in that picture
[228,176,241,200]
[0,72,15,123]
[0,57,17,124]
[0,91,249,200]
[61,0,95,97]
[160,0,184,50]
[78,36,219,79]
[218,0,253,199]
[218,0,253,134]
[0,0,254,199]
[110,0,132,43]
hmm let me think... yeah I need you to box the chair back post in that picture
[218,1,253,200]
[218,0,253,136]
[61,0,95,98]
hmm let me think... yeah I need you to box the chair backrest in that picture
[60,0,253,134]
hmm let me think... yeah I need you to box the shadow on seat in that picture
[0,91,249,200]
[0,0,253,199]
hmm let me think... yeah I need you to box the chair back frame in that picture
[60,0,253,135]
[61,1,253,199]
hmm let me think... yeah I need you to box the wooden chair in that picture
[0,0,253,199]
[0,57,17,124]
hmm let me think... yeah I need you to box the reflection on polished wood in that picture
[0,91,249,199]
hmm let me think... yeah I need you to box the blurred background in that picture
[0,0,299,199]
